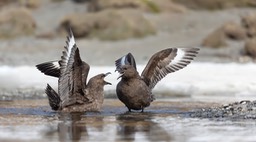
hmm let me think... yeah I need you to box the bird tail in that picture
[45,84,61,111]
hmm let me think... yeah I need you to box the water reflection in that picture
[116,112,172,141]
[58,112,86,141]
[2,100,256,141]
[45,112,106,141]
[43,111,172,141]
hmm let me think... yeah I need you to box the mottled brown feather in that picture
[38,29,110,112]
[141,48,176,87]
[142,48,199,89]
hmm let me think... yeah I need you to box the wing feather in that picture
[141,48,199,90]
[58,46,78,107]
[36,61,60,78]
[58,28,79,107]
[60,28,76,74]
[115,53,137,72]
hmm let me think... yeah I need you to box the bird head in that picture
[89,72,112,86]
[117,65,138,80]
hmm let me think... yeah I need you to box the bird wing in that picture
[59,28,76,74]
[36,61,60,78]
[58,29,80,107]
[141,48,199,90]
[45,84,61,110]
[35,29,75,78]
[115,53,137,73]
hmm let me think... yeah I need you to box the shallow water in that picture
[0,99,256,142]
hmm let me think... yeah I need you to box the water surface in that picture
[0,99,256,142]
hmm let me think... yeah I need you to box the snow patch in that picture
[0,62,256,97]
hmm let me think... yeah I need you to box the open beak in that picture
[117,70,124,80]
[104,72,112,85]
[104,72,111,76]
[104,81,112,85]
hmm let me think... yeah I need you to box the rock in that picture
[58,9,156,40]
[0,0,14,7]
[72,0,91,3]
[172,0,256,10]
[0,7,36,38]
[19,0,41,9]
[58,13,94,38]
[88,0,186,13]
[223,21,247,40]
[202,22,247,48]
[88,0,147,12]
[190,100,256,120]
[241,13,256,38]
[201,27,227,48]
[153,0,187,13]
[244,38,256,58]
[0,0,40,9]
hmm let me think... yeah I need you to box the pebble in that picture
[190,100,256,120]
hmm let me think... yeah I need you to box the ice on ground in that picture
[0,62,256,98]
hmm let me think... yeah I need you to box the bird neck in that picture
[86,82,104,101]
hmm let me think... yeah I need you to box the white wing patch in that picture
[52,61,60,69]
[66,31,76,66]
[36,61,61,77]
[120,56,126,66]
[59,29,77,74]
[148,47,199,89]
[172,48,185,64]
[115,53,137,72]
[58,29,78,107]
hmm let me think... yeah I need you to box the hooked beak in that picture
[104,72,112,85]
[104,81,112,85]
[104,72,111,76]
[115,68,122,73]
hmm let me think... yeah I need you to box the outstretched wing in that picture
[58,29,79,107]
[115,53,137,73]
[36,61,60,78]
[35,29,75,78]
[141,48,199,89]
[59,28,76,75]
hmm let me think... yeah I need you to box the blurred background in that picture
[0,1,256,141]
[0,0,256,100]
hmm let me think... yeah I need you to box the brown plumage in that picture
[115,48,199,112]
[36,29,111,112]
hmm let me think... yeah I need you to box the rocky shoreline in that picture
[190,100,256,120]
